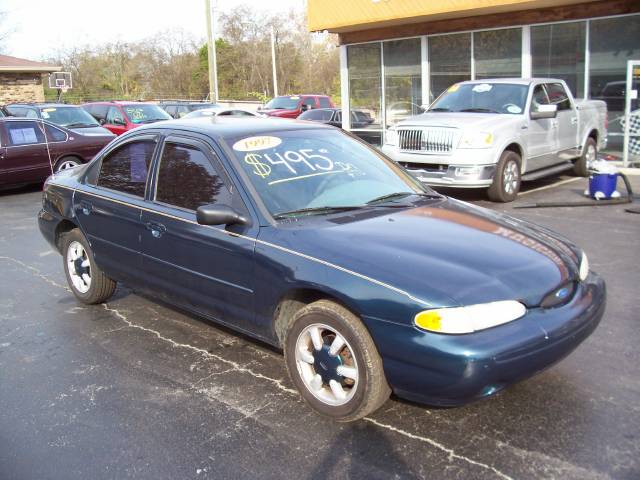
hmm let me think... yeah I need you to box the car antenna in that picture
[40,117,54,175]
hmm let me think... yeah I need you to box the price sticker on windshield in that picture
[233,135,282,152]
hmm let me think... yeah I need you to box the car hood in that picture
[261,109,296,117]
[69,125,116,137]
[399,112,521,130]
[263,198,581,308]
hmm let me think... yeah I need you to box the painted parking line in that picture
[519,177,582,196]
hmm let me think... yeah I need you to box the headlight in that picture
[458,131,494,149]
[414,300,526,334]
[384,127,397,146]
[579,252,589,281]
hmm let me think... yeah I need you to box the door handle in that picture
[80,201,92,215]
[145,222,166,238]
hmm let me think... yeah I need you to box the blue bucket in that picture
[588,173,618,199]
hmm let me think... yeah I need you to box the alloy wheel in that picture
[66,240,91,294]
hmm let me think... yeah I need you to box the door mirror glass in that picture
[300,104,309,112]
[196,204,246,226]
[530,103,557,119]
[112,117,126,126]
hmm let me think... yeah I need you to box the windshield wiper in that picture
[366,191,440,205]
[458,108,499,113]
[64,122,99,128]
[273,205,363,219]
[428,107,450,112]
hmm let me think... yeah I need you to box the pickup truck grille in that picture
[398,128,457,154]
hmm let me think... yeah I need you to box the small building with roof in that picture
[0,54,62,104]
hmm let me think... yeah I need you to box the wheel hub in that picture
[73,257,88,277]
[312,343,343,384]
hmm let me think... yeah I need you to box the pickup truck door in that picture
[545,83,579,161]
[525,85,558,171]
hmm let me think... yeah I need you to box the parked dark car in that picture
[159,101,217,119]
[38,117,605,421]
[259,94,335,118]
[82,101,171,136]
[298,108,376,129]
[0,117,113,188]
[3,103,114,137]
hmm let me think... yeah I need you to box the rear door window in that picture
[319,97,331,108]
[6,121,45,145]
[97,140,156,197]
[155,142,233,211]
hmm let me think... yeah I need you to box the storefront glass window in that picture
[532,22,585,98]
[589,15,640,153]
[383,39,422,128]
[429,33,471,102]
[347,43,382,146]
[474,28,522,79]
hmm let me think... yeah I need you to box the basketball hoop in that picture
[49,72,72,100]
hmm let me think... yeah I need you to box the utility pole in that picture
[270,26,278,97]
[205,0,219,102]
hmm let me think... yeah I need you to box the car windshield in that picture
[40,106,99,127]
[264,97,300,110]
[429,83,529,115]
[123,104,171,124]
[227,129,433,217]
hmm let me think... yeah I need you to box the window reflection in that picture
[532,22,585,98]
[97,141,155,197]
[474,28,522,79]
[347,43,382,145]
[429,33,471,101]
[384,38,422,128]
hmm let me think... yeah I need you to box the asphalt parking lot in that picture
[1,175,639,480]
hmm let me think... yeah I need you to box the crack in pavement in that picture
[5,254,519,480]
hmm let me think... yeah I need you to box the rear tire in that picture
[488,150,521,203]
[284,300,391,422]
[62,229,116,304]
[573,137,596,177]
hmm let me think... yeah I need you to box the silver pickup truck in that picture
[381,78,607,202]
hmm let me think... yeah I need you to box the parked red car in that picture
[0,117,114,188]
[82,101,171,136]
[259,95,335,118]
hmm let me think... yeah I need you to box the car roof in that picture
[458,78,564,86]
[276,94,330,98]
[82,101,156,106]
[133,116,331,140]
[6,103,80,108]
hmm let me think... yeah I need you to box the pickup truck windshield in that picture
[264,97,300,110]
[430,83,529,115]
[227,129,430,217]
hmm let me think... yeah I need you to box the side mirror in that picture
[112,118,126,126]
[530,104,557,120]
[300,104,309,112]
[98,118,106,125]
[196,204,247,226]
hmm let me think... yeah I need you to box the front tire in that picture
[574,137,596,177]
[54,156,81,173]
[284,300,391,422]
[488,150,521,202]
[62,229,116,304]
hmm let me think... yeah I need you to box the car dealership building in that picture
[308,0,640,156]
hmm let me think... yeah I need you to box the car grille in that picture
[398,128,458,154]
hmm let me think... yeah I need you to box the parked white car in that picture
[182,107,264,119]
[382,78,607,201]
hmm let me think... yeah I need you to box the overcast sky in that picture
[3,0,303,60]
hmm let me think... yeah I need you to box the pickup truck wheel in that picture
[62,229,117,304]
[284,300,391,422]
[574,137,596,177]
[488,150,521,202]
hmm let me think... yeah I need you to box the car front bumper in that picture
[381,145,498,188]
[363,272,606,406]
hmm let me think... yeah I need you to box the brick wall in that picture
[0,72,46,103]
